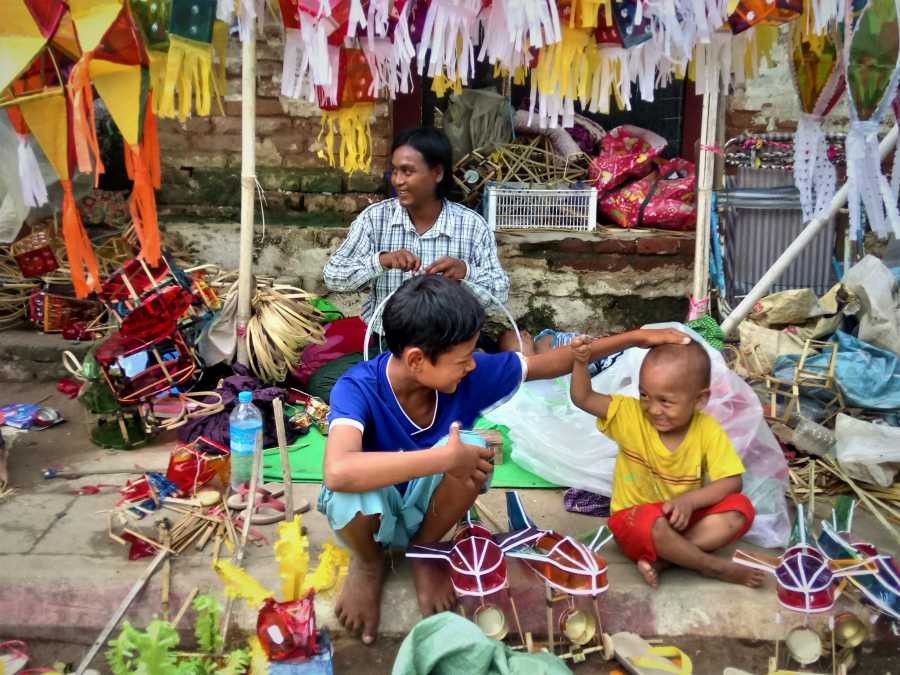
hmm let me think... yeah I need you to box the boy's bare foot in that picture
[335,556,385,644]
[410,557,456,615]
[637,559,666,588]
[718,561,765,588]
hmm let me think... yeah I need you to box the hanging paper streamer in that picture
[806,0,839,35]
[317,48,376,174]
[160,0,218,121]
[478,0,561,76]
[790,24,844,221]
[844,0,900,239]
[6,108,48,208]
[416,0,483,92]
[529,27,599,128]
[279,0,317,100]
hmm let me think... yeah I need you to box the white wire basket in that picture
[486,185,598,232]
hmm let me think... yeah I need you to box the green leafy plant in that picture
[193,594,224,655]
[217,649,250,675]
[106,619,180,675]
[106,594,250,674]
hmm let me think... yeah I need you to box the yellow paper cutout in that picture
[318,103,375,175]
[88,58,143,145]
[302,542,350,598]
[160,35,213,120]
[274,515,310,602]
[0,2,48,93]
[214,560,272,607]
[17,90,71,179]
[248,636,269,675]
[68,0,124,53]
[533,27,596,105]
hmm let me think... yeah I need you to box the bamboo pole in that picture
[690,45,721,317]
[273,398,293,520]
[236,17,257,366]
[74,548,169,674]
[722,124,900,335]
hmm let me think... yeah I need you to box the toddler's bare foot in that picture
[410,558,456,616]
[719,561,765,588]
[637,559,667,588]
[335,555,385,644]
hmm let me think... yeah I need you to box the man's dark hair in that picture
[382,274,485,360]
[391,127,454,198]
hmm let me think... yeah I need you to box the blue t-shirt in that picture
[328,350,526,492]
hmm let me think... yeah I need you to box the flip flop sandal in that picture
[226,483,287,511]
[612,631,693,675]
[0,640,30,675]
[236,488,311,525]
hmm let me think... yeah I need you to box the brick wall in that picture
[155,24,393,223]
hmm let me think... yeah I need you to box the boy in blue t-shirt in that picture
[319,274,688,644]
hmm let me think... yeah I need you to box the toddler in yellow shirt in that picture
[569,336,764,589]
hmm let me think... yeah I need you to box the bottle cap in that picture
[238,391,253,404]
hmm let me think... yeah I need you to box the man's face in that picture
[410,334,479,394]
[391,144,442,209]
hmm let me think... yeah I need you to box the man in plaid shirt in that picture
[323,127,509,336]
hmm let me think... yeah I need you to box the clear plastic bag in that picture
[486,322,791,547]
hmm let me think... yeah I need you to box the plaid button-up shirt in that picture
[323,198,510,333]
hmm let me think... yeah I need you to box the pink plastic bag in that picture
[600,158,696,230]
[292,317,367,386]
[589,125,667,195]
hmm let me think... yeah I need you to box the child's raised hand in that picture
[570,335,593,364]
[661,495,694,531]
[442,422,494,491]
[634,328,692,349]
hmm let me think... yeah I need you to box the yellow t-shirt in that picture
[598,395,745,514]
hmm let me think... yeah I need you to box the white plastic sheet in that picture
[486,322,791,547]
[835,413,900,488]
[0,114,28,244]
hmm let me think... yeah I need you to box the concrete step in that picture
[2,382,896,672]
[0,329,92,382]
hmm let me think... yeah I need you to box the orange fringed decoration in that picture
[61,179,101,298]
[125,144,161,265]
[123,93,162,265]
[67,57,105,185]
[142,93,161,190]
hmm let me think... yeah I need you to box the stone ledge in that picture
[0,330,92,382]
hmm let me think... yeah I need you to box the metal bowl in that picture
[474,605,508,641]
[559,608,597,646]
[785,626,822,666]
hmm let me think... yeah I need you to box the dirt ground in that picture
[22,633,900,674]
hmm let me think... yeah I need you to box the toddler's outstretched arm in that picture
[569,335,613,418]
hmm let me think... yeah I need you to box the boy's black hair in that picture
[382,274,485,361]
[391,127,454,199]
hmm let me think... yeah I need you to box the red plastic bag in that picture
[292,317,367,386]
[589,125,667,195]
[600,158,696,230]
[257,595,318,661]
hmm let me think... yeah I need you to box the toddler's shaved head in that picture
[641,341,711,392]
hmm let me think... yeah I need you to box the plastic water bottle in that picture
[230,391,263,489]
